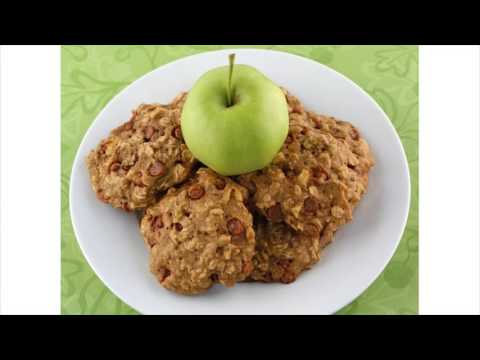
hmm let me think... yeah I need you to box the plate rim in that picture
[69,48,411,314]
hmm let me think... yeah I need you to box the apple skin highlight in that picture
[181,63,289,176]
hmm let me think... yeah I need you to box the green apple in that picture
[181,54,289,176]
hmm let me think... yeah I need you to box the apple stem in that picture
[227,53,235,107]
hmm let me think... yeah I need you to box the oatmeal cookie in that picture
[305,112,374,207]
[249,218,334,284]
[284,90,374,206]
[86,93,196,211]
[239,92,374,234]
[140,168,256,295]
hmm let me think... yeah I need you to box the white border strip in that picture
[0,45,61,314]
[419,45,480,314]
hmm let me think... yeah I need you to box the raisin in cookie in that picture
[86,93,196,211]
[140,168,255,295]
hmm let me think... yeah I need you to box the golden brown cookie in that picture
[86,93,196,211]
[249,218,334,284]
[238,92,374,235]
[140,168,256,295]
[305,112,374,208]
[285,89,374,207]
[238,124,353,235]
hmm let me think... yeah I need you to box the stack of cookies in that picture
[86,90,374,295]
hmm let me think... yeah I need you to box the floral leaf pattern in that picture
[62,70,128,116]
[63,45,88,62]
[375,45,418,77]
[61,45,418,315]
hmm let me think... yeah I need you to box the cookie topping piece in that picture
[152,216,163,230]
[143,126,155,140]
[174,223,183,231]
[188,184,205,200]
[350,128,360,140]
[214,178,226,190]
[172,126,182,140]
[157,267,171,282]
[227,218,245,236]
[312,166,329,181]
[242,260,254,274]
[149,161,166,177]
[303,197,318,214]
[109,162,121,173]
[266,203,283,222]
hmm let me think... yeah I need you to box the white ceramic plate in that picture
[70,49,410,315]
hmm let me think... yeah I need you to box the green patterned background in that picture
[61,45,418,315]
